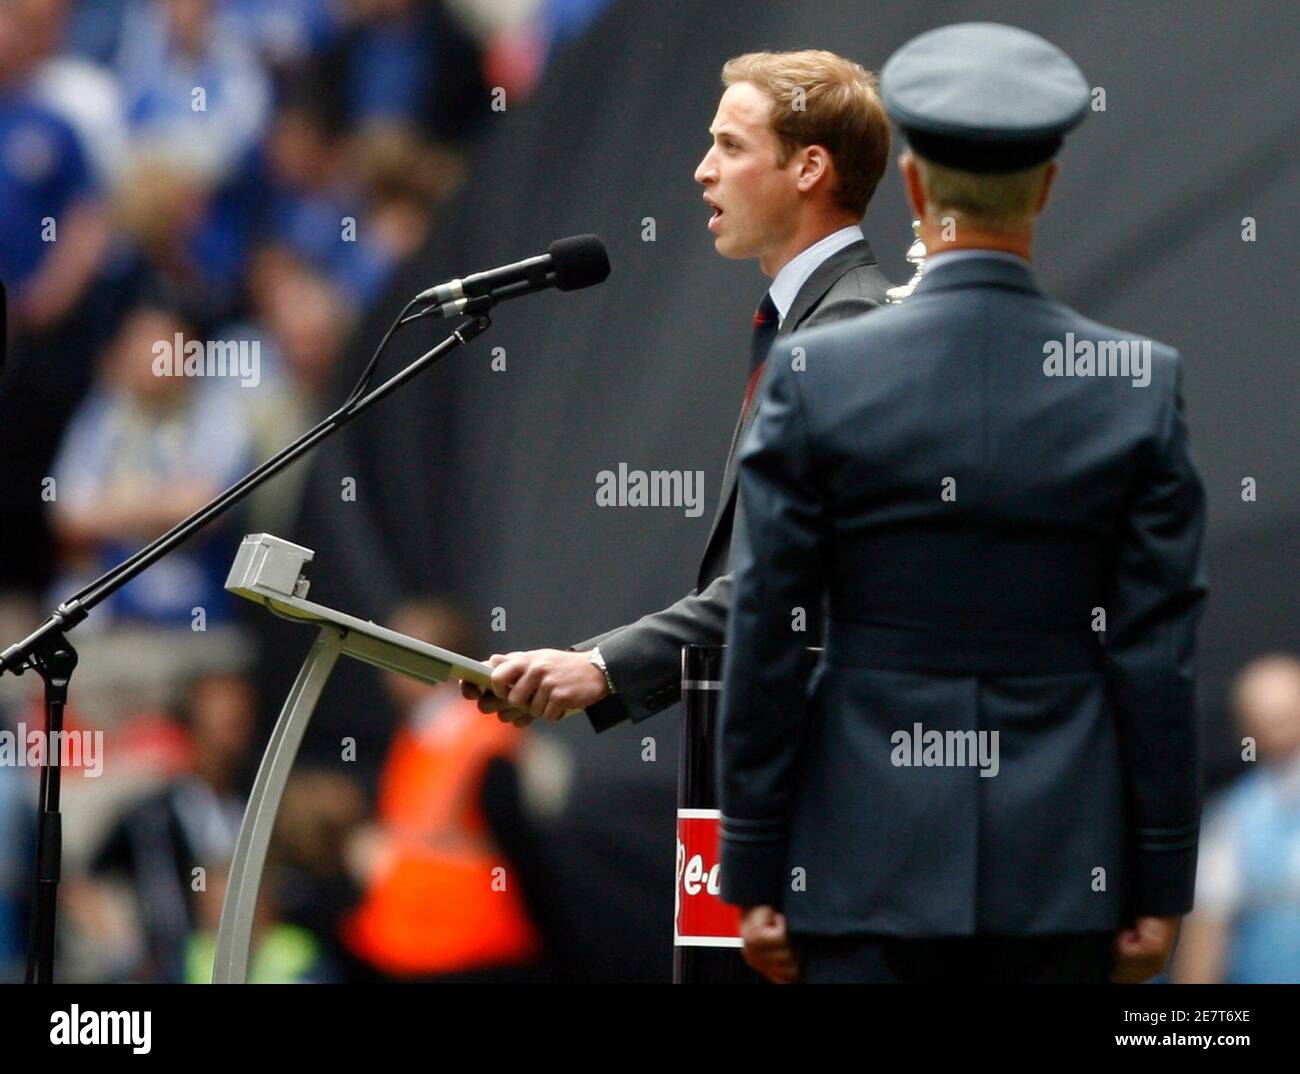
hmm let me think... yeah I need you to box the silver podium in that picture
[211,533,494,983]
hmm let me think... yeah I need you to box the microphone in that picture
[413,235,610,316]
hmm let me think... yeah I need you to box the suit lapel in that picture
[781,239,877,330]
[696,240,880,585]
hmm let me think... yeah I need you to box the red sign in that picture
[674,809,742,947]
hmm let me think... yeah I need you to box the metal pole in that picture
[212,627,342,983]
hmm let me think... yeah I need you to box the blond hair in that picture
[722,50,890,217]
[912,154,1052,233]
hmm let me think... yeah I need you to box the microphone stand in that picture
[0,301,494,983]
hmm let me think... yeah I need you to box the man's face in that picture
[694,82,800,267]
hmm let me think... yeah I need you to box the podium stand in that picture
[675,644,759,983]
[674,643,820,983]
[211,533,495,984]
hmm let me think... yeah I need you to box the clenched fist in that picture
[1111,915,1182,983]
[740,905,800,984]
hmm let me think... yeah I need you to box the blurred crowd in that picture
[0,0,612,620]
[0,0,605,982]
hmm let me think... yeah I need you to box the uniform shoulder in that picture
[1051,307,1185,380]
[1047,301,1175,352]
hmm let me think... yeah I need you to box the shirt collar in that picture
[767,224,863,326]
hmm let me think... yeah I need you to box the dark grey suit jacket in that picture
[718,254,1208,936]
[575,239,892,731]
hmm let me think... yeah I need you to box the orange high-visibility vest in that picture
[341,692,541,976]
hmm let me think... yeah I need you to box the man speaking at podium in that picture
[466,50,893,728]
[716,24,1208,984]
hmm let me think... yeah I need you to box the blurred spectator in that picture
[339,599,544,981]
[259,97,360,284]
[64,0,132,65]
[255,99,439,306]
[539,0,613,51]
[0,0,110,333]
[245,246,353,401]
[351,121,463,295]
[315,0,488,143]
[449,0,613,100]
[71,0,342,71]
[83,670,254,981]
[266,769,369,977]
[216,0,342,71]
[1174,654,1300,983]
[114,0,271,185]
[47,296,253,628]
[228,247,353,534]
[109,153,253,321]
[23,0,129,185]
[339,0,442,125]
[185,864,332,983]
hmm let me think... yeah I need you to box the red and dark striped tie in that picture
[743,292,779,417]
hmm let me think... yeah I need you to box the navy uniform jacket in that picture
[718,253,1208,936]
[578,239,892,730]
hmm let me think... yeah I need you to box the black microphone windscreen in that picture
[549,235,610,291]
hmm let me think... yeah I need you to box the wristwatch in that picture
[588,645,617,695]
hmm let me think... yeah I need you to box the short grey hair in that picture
[912,153,1052,232]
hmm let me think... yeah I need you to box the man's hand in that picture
[462,649,609,723]
[1111,915,1182,983]
[739,905,799,984]
[460,675,534,727]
